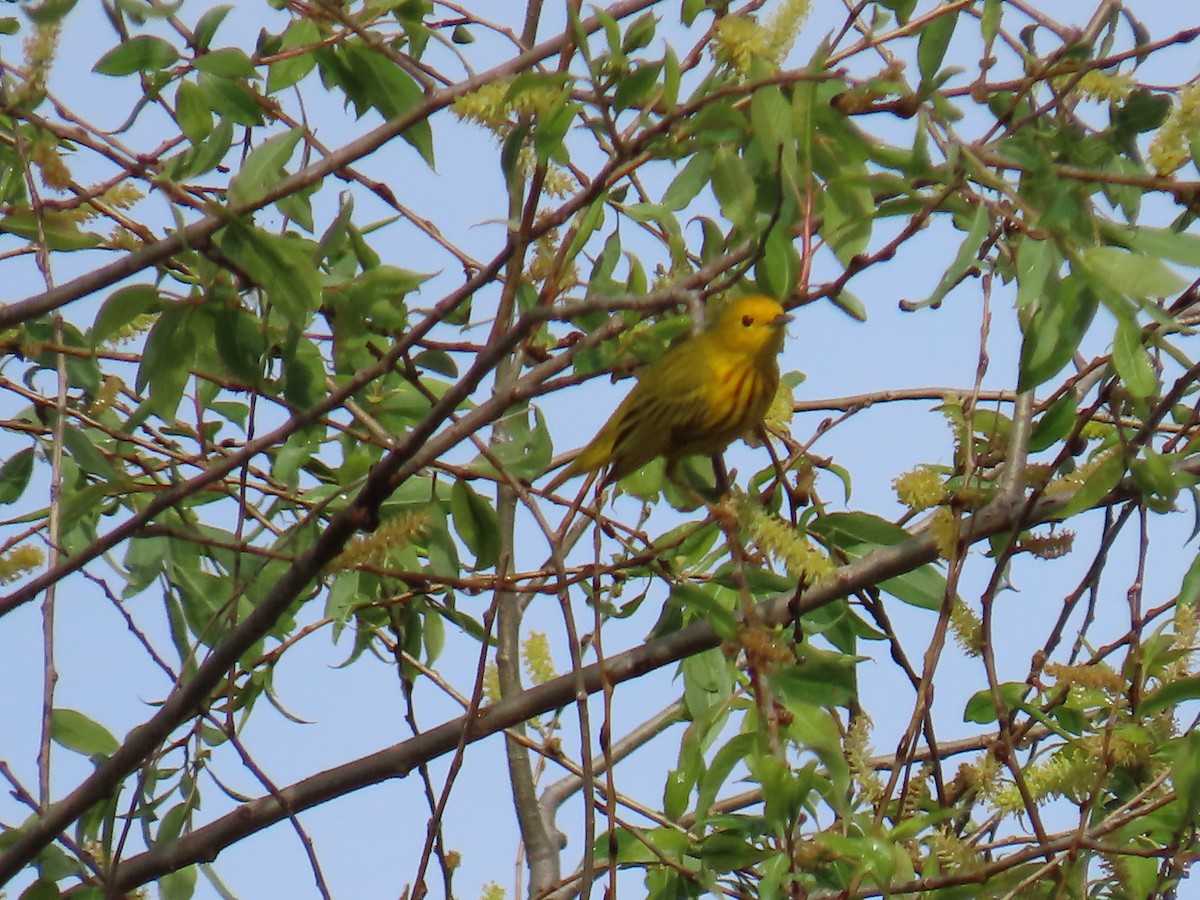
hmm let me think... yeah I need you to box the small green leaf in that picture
[91,284,160,346]
[217,222,321,324]
[0,448,35,505]
[61,426,118,481]
[917,11,958,85]
[175,79,212,142]
[227,128,302,208]
[1125,226,1200,267]
[1083,246,1187,300]
[191,4,232,51]
[93,35,180,76]
[1029,392,1078,453]
[192,47,258,79]
[1142,676,1200,717]
[1015,237,1055,309]
[963,682,1024,724]
[1171,730,1200,824]
[266,18,320,92]
[1112,318,1157,399]
[449,480,500,569]
[159,864,198,900]
[919,202,989,309]
[662,152,711,211]
[1018,278,1098,391]
[137,307,197,415]
[1058,452,1125,519]
[750,83,791,157]
[1179,552,1200,608]
[51,708,119,757]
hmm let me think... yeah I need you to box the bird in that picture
[545,295,793,493]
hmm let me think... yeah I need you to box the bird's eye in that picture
[741,314,754,327]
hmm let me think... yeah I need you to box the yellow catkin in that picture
[521,631,555,685]
[482,663,501,703]
[845,715,884,806]
[711,17,774,75]
[547,296,792,490]
[766,0,811,63]
[1149,80,1200,176]
[328,511,427,571]
[1017,529,1075,559]
[14,21,59,105]
[1044,661,1123,693]
[893,466,947,511]
[1063,70,1134,102]
[949,598,984,656]
[745,505,835,582]
[0,545,45,583]
[452,78,562,134]
[928,507,960,560]
[480,882,506,900]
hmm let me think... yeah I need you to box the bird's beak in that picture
[772,313,794,327]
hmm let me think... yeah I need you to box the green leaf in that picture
[919,202,989,309]
[175,79,212,142]
[93,35,179,75]
[165,118,234,180]
[1028,392,1077,453]
[197,71,263,126]
[323,41,434,165]
[981,0,1001,44]
[917,11,958,84]
[1171,730,1200,825]
[266,17,320,92]
[50,708,119,757]
[91,284,160,346]
[1058,452,1125,519]
[1125,226,1200,267]
[1111,318,1157,399]
[137,307,197,415]
[710,146,754,227]
[191,3,232,51]
[662,152,712,211]
[758,224,797,300]
[694,732,756,825]
[450,480,500,569]
[769,650,857,709]
[469,407,552,482]
[563,194,606,264]
[0,212,103,251]
[61,426,118,481]
[1015,237,1056,309]
[1179,551,1200,609]
[1082,246,1188,300]
[227,128,302,208]
[750,84,791,158]
[1018,278,1098,391]
[0,447,35,505]
[192,47,258,79]
[1142,675,1200,717]
[217,222,321,324]
[159,865,197,900]
[963,682,1024,724]
[822,174,873,266]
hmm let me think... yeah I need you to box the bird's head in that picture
[712,295,793,356]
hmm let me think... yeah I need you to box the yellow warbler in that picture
[548,295,792,491]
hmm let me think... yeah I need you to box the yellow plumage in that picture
[548,295,792,491]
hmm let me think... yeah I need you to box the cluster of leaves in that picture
[0,1,1198,899]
